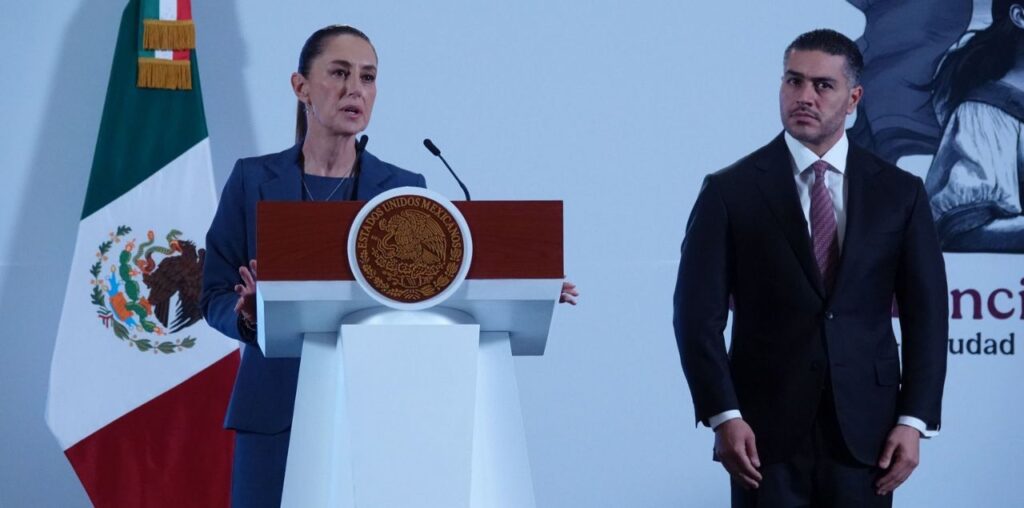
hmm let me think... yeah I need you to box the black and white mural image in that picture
[850,0,1024,253]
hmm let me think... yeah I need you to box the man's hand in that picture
[876,424,920,495]
[714,418,762,490]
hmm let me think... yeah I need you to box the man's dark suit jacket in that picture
[673,133,948,466]
[201,143,426,434]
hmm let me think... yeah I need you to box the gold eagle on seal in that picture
[374,209,448,288]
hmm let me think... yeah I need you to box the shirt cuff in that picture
[708,410,742,430]
[898,415,939,438]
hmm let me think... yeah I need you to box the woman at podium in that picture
[200,25,426,508]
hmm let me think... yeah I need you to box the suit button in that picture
[825,311,835,320]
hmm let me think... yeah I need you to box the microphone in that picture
[357,134,369,153]
[423,138,471,201]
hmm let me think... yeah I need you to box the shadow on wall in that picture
[193,0,258,190]
[0,0,255,506]
[0,0,119,505]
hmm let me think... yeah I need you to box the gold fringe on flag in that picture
[143,19,195,50]
[137,58,192,90]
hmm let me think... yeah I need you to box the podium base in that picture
[282,309,535,508]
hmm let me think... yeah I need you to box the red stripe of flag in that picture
[173,50,190,60]
[177,0,192,20]
[65,351,240,507]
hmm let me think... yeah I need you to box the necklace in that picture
[301,174,350,201]
[299,145,362,201]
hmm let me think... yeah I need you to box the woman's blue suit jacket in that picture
[201,143,426,433]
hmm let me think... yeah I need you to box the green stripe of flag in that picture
[137,0,158,57]
[83,0,207,219]
[141,0,158,23]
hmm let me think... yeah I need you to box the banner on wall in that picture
[44,0,239,506]
[851,0,1022,358]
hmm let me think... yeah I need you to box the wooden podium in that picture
[255,190,562,508]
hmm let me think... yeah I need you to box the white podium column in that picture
[283,309,480,508]
[471,332,536,508]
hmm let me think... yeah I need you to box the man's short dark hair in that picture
[784,29,864,86]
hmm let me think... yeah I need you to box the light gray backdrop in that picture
[1,1,1020,506]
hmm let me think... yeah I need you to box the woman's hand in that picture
[559,280,579,305]
[233,260,258,324]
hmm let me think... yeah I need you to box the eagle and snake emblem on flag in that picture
[89,226,204,353]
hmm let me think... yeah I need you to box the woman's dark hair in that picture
[932,1,1022,122]
[295,25,375,144]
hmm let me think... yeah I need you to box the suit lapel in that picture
[257,144,394,201]
[830,143,882,296]
[355,150,390,200]
[259,144,303,201]
[753,134,826,299]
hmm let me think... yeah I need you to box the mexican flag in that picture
[45,0,240,506]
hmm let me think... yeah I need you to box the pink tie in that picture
[810,160,839,291]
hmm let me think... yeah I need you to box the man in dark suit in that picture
[673,29,948,507]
